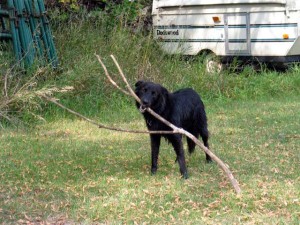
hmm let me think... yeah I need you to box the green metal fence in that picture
[0,0,58,68]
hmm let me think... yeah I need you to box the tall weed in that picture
[49,15,300,118]
[1,8,300,124]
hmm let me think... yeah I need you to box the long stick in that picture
[41,54,242,194]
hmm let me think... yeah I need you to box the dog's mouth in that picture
[139,105,147,113]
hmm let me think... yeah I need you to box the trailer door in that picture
[225,13,250,55]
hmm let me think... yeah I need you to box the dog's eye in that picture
[151,91,156,96]
[142,88,147,93]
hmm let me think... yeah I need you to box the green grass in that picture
[1,97,299,224]
[1,13,300,224]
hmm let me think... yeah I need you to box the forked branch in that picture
[41,54,242,194]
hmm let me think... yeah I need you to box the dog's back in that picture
[170,88,205,125]
[170,88,209,154]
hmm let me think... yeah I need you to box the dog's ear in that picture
[159,86,169,110]
[135,80,144,88]
[161,86,169,98]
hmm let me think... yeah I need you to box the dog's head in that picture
[135,80,169,113]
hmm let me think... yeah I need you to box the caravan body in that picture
[152,0,300,63]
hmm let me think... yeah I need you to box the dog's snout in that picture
[142,99,149,105]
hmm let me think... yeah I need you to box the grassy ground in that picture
[1,96,299,224]
[1,12,300,224]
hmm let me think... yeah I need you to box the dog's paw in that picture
[151,169,157,175]
[206,158,213,164]
[182,172,189,179]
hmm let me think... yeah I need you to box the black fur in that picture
[135,81,211,179]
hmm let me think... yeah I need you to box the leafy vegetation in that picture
[0,5,300,224]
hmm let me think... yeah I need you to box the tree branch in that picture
[40,53,242,195]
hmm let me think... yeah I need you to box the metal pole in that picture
[37,0,58,68]
[14,0,35,67]
[7,0,22,65]
[24,0,44,61]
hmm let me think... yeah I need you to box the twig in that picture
[4,70,9,98]
[95,54,130,96]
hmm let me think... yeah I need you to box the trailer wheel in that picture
[204,53,223,74]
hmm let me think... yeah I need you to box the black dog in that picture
[135,81,211,179]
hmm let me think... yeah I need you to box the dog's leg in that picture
[150,134,161,175]
[169,135,188,179]
[199,128,212,163]
[201,135,212,163]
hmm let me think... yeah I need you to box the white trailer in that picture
[152,0,300,72]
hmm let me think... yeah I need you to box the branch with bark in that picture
[40,95,181,135]
[41,54,242,195]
